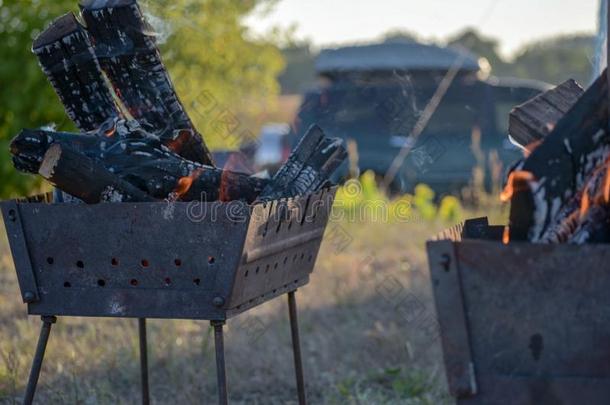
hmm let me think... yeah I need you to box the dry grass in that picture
[0,211,494,404]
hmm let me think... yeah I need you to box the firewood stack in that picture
[502,71,610,244]
[9,0,346,204]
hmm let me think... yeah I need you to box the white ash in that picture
[101,186,125,203]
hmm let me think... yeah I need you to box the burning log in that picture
[509,79,584,151]
[79,0,214,165]
[39,144,155,203]
[11,119,269,203]
[32,13,120,131]
[506,70,610,242]
[10,0,347,205]
[259,125,347,200]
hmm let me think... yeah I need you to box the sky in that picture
[246,0,600,58]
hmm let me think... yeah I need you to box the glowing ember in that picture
[524,140,543,157]
[604,165,610,203]
[166,130,191,153]
[104,127,116,137]
[173,168,203,199]
[500,170,534,202]
[502,226,510,245]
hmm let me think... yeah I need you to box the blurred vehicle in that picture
[293,41,551,194]
[252,123,292,174]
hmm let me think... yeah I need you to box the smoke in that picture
[143,12,173,45]
[139,1,174,45]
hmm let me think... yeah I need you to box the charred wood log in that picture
[80,0,214,165]
[509,79,583,150]
[259,125,346,200]
[32,12,120,131]
[507,70,610,242]
[39,143,155,203]
[11,119,268,203]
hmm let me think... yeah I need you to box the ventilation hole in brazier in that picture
[63,281,71,288]
[193,278,201,286]
[164,277,171,286]
[130,279,138,286]
[97,279,106,287]
[174,259,182,267]
[141,259,149,268]
[111,258,119,266]
[76,260,84,269]
[208,256,215,265]
[46,257,54,265]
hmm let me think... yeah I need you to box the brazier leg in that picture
[24,315,57,405]
[211,320,228,405]
[138,318,150,405]
[288,291,307,405]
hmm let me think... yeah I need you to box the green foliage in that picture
[448,28,508,73]
[333,170,463,224]
[278,42,316,94]
[438,195,462,223]
[412,184,436,221]
[0,0,284,198]
[145,0,285,150]
[448,28,594,85]
[332,366,441,404]
[510,35,595,86]
[0,0,78,198]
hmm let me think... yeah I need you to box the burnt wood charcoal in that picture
[509,79,584,150]
[259,125,347,200]
[11,119,268,202]
[11,119,345,204]
[39,143,155,203]
[11,0,348,205]
[32,12,121,131]
[507,70,610,242]
[80,0,214,165]
[568,204,610,243]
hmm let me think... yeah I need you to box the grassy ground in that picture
[0,207,506,404]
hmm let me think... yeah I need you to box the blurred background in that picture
[0,0,605,403]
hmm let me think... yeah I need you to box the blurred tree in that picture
[0,0,77,198]
[146,0,285,150]
[510,35,595,86]
[0,0,284,198]
[382,29,420,44]
[278,41,316,94]
[447,28,509,75]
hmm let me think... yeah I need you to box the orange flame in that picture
[104,127,116,137]
[604,164,610,203]
[219,152,255,202]
[173,168,203,199]
[579,188,591,219]
[500,170,534,202]
[524,140,542,157]
[502,226,510,245]
[166,130,191,154]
